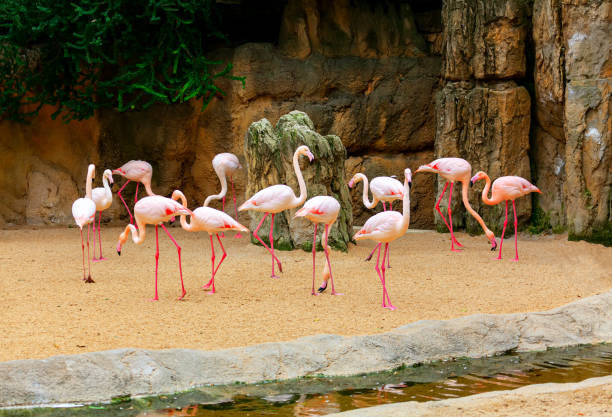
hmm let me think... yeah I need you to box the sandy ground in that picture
[0,226,610,362]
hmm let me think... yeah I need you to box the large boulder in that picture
[434,81,532,234]
[243,111,353,251]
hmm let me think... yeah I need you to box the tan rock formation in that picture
[442,0,530,80]
[243,111,353,251]
[435,81,532,234]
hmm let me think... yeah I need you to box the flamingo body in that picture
[116,195,192,300]
[113,160,153,186]
[72,164,96,283]
[204,153,244,237]
[471,171,541,261]
[239,145,314,279]
[353,168,412,310]
[416,157,497,251]
[295,195,341,295]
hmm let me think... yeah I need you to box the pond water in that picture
[2,344,611,417]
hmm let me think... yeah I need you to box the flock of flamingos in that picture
[71,145,540,310]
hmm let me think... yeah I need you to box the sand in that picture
[0,226,610,362]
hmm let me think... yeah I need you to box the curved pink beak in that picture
[306,151,314,162]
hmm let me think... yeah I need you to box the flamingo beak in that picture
[306,151,314,162]
[408,181,412,190]
[348,179,354,188]
[490,239,498,251]
[470,180,474,187]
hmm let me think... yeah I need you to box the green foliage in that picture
[569,223,612,247]
[0,0,245,122]
[527,204,552,235]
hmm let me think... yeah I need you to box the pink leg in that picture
[151,225,160,301]
[447,182,462,252]
[381,243,395,310]
[365,243,381,262]
[117,180,134,225]
[92,214,97,261]
[311,223,318,295]
[134,182,139,203]
[93,212,106,262]
[80,229,86,281]
[231,178,242,238]
[324,224,342,295]
[496,201,509,260]
[202,234,216,291]
[252,213,283,277]
[374,244,387,308]
[269,213,280,278]
[161,224,186,300]
[512,200,519,262]
[84,223,94,283]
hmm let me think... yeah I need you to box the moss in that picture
[569,222,612,247]
[527,205,552,234]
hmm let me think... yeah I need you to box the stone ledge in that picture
[1,290,610,408]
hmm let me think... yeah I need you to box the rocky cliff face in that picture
[0,0,609,245]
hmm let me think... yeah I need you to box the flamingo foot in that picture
[271,274,280,279]
[83,276,95,283]
[202,283,212,290]
[453,239,464,247]
[148,297,159,302]
[495,255,503,260]
[451,248,463,253]
[93,257,107,263]
[177,291,186,301]
[234,233,243,239]
[384,304,397,311]
[331,291,344,296]
[220,232,225,238]
[512,257,519,262]
[207,290,216,295]
[311,291,321,296]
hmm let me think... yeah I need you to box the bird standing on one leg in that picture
[353,168,412,310]
[348,173,403,266]
[91,169,114,262]
[113,160,154,225]
[204,153,244,238]
[172,190,249,294]
[116,195,192,301]
[470,172,541,261]
[416,158,497,252]
[239,145,314,279]
[294,195,342,295]
[71,164,97,283]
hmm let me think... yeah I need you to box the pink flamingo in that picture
[116,195,192,301]
[113,160,154,225]
[416,158,497,252]
[348,173,404,266]
[204,153,243,238]
[353,168,412,310]
[172,190,249,294]
[470,172,541,261]
[239,145,314,278]
[71,164,97,283]
[294,195,342,295]
[91,169,114,262]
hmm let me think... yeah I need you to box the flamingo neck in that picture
[85,166,94,199]
[293,151,308,207]
[461,180,493,236]
[204,171,228,207]
[399,178,411,232]
[172,191,193,230]
[143,181,155,196]
[357,174,375,209]
[123,220,146,245]
[102,174,112,199]
[480,173,500,205]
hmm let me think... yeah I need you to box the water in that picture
[2,344,611,417]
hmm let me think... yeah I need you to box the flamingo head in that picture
[103,169,114,185]
[348,173,363,188]
[296,145,314,162]
[486,230,497,251]
[415,163,437,174]
[470,171,486,187]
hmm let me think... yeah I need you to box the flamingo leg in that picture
[496,200,509,260]
[382,201,387,211]
[134,182,139,203]
[161,224,186,300]
[93,212,106,262]
[80,228,86,281]
[92,214,97,261]
[269,213,280,278]
[324,224,342,295]
[374,243,386,308]
[365,243,382,262]
[381,243,395,310]
[84,223,94,283]
[151,225,160,301]
[231,178,242,238]
[202,234,216,291]
[512,200,519,262]
[252,213,283,276]
[117,180,134,225]
[311,223,318,295]
[447,182,463,252]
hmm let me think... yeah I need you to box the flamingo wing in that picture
[354,211,402,241]
[72,198,96,228]
[371,177,404,200]
[239,184,295,212]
